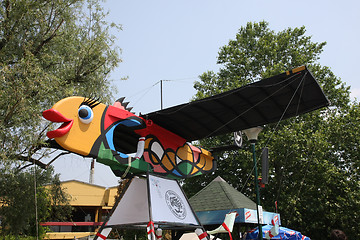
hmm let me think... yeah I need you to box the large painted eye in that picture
[78,105,94,124]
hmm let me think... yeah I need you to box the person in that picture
[330,229,347,240]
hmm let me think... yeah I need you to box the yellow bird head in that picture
[43,96,106,156]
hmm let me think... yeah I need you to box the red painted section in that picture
[135,121,186,149]
[104,105,133,130]
[104,105,186,151]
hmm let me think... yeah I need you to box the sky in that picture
[52,0,360,187]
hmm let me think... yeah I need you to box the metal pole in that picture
[89,158,95,184]
[160,80,163,110]
[251,142,263,240]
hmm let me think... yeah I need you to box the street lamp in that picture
[243,126,263,240]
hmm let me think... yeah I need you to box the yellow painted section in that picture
[177,145,194,162]
[292,65,306,73]
[162,151,176,171]
[196,154,206,169]
[286,65,306,75]
[201,148,211,156]
[202,154,215,171]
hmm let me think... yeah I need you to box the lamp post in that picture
[243,127,263,240]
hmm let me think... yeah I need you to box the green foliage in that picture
[0,0,120,237]
[0,166,71,238]
[0,236,37,240]
[184,21,359,239]
[193,21,327,98]
[0,0,121,168]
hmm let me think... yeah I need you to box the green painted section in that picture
[96,142,151,174]
[177,161,193,176]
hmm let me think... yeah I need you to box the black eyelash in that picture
[80,97,100,109]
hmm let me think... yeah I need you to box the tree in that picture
[0,0,121,237]
[0,0,121,169]
[0,166,72,237]
[183,21,359,239]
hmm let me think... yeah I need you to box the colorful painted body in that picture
[43,96,215,179]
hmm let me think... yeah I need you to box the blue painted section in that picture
[105,122,136,159]
[105,125,116,150]
[172,169,181,176]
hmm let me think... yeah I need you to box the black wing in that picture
[143,66,330,142]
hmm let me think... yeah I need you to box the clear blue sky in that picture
[53,0,360,187]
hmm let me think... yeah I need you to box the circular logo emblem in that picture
[165,190,186,219]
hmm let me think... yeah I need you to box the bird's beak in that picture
[43,109,74,138]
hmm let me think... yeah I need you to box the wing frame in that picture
[142,66,330,142]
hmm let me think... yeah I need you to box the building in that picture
[41,180,118,239]
[189,176,280,236]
